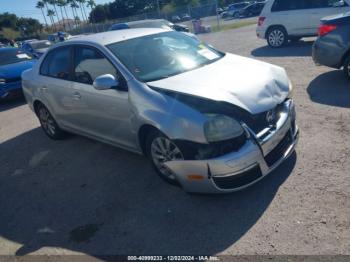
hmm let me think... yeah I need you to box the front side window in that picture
[73,46,118,85]
[107,31,224,82]
[40,47,71,80]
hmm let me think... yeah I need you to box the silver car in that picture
[22,28,299,193]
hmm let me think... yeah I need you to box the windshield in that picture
[30,41,51,50]
[0,49,32,66]
[107,31,224,82]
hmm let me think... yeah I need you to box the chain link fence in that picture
[70,1,221,35]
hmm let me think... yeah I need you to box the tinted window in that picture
[40,47,71,80]
[305,0,342,8]
[272,0,305,11]
[272,0,342,11]
[73,46,118,85]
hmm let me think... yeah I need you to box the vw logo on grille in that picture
[266,109,277,125]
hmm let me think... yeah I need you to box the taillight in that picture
[258,16,266,26]
[318,24,337,37]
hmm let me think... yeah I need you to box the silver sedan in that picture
[22,28,299,193]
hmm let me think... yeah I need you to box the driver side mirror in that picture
[93,74,121,91]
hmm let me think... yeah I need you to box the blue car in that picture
[0,48,36,100]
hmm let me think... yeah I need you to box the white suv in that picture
[256,0,350,47]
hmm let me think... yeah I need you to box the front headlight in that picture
[204,114,244,143]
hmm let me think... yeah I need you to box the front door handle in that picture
[73,92,81,100]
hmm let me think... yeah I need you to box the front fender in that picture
[129,81,208,144]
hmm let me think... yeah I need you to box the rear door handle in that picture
[73,92,81,100]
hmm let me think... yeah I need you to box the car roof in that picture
[65,28,170,46]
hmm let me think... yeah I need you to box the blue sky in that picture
[0,0,113,23]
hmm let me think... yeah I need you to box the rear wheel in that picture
[146,131,184,185]
[37,104,66,140]
[343,54,350,80]
[267,27,288,48]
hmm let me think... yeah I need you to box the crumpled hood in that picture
[0,60,36,79]
[147,53,291,114]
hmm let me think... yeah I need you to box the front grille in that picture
[5,77,21,83]
[213,165,263,190]
[264,132,293,167]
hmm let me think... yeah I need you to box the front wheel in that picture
[37,104,66,140]
[343,54,350,80]
[267,27,288,48]
[146,131,185,185]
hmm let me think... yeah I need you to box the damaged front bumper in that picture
[165,99,299,193]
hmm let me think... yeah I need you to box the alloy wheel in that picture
[268,29,285,47]
[39,107,56,137]
[151,137,184,180]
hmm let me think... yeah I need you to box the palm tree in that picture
[43,0,56,31]
[76,0,88,24]
[47,9,57,31]
[36,1,49,28]
[57,0,68,31]
[61,0,73,31]
[68,0,80,29]
[86,0,97,32]
[48,0,63,30]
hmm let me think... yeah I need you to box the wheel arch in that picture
[341,48,350,68]
[138,124,161,156]
[33,99,45,117]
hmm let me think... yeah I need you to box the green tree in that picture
[0,27,20,40]
[0,13,18,29]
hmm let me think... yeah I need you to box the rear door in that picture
[308,0,350,33]
[38,46,76,128]
[270,0,312,36]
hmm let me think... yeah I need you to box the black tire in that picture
[37,104,66,140]
[233,12,240,18]
[267,26,288,48]
[145,130,184,186]
[343,54,350,81]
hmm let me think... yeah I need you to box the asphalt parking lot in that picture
[0,25,349,257]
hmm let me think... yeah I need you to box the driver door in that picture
[70,45,136,149]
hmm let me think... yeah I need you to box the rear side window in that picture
[305,0,343,8]
[40,47,71,80]
[272,0,344,11]
[271,0,305,11]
